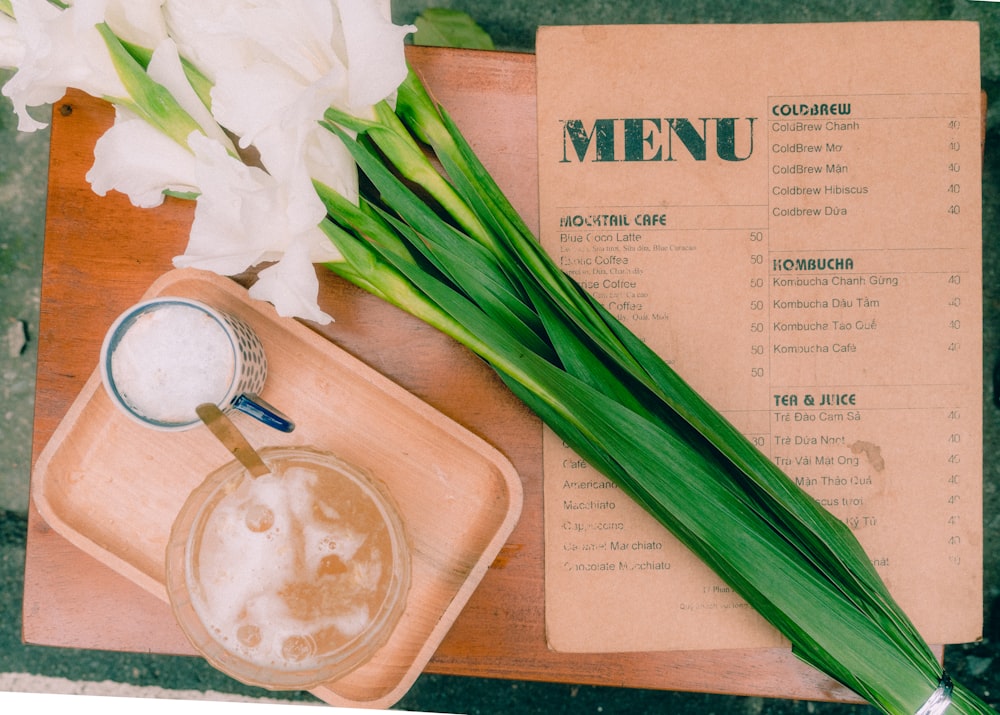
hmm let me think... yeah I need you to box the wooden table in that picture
[23,45,872,705]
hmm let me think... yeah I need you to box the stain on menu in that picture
[536,22,983,652]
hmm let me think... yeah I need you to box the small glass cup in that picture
[100,297,293,432]
[165,447,411,690]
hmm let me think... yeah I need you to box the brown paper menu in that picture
[536,22,983,653]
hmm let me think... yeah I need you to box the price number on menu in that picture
[946,119,964,217]
[944,407,969,567]
[746,229,769,452]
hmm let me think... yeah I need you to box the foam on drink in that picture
[188,460,397,672]
[109,304,235,424]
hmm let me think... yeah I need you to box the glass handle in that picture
[232,393,295,433]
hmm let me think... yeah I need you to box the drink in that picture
[109,303,235,425]
[167,448,410,688]
[100,297,292,432]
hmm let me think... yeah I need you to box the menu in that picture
[536,22,983,652]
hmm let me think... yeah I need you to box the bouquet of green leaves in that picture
[1,1,995,713]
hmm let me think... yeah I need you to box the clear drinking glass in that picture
[166,447,410,689]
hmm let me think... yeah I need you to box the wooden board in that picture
[23,45,893,704]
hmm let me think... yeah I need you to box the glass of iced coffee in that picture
[165,447,410,689]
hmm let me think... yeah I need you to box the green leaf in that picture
[320,68,999,715]
[322,123,549,354]
[412,9,495,50]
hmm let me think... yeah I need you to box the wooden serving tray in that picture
[31,268,524,709]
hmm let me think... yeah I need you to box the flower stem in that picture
[95,23,203,150]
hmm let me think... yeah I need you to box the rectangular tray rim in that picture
[31,268,525,708]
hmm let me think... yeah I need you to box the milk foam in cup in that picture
[100,298,293,432]
[165,447,411,689]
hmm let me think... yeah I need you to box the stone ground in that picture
[1,1,999,713]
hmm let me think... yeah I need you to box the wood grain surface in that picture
[24,45,880,704]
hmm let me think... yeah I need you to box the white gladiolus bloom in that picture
[3,0,130,131]
[86,39,234,207]
[102,0,168,49]
[337,0,413,113]
[249,236,333,325]
[174,132,339,324]
[87,106,200,207]
[161,0,255,83]
[4,0,415,322]
[1,0,170,130]
[161,0,414,322]
[165,0,413,198]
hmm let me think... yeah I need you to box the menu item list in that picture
[536,22,983,652]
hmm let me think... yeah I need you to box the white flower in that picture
[161,0,414,324]
[6,0,415,324]
[2,0,129,131]
[249,237,332,325]
[87,105,199,207]
[209,57,360,206]
[86,39,236,207]
[161,0,255,82]
[173,132,339,323]
[165,0,413,202]
[102,0,168,49]
[337,0,413,114]
[302,126,358,204]
[2,0,171,131]
[206,0,411,116]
